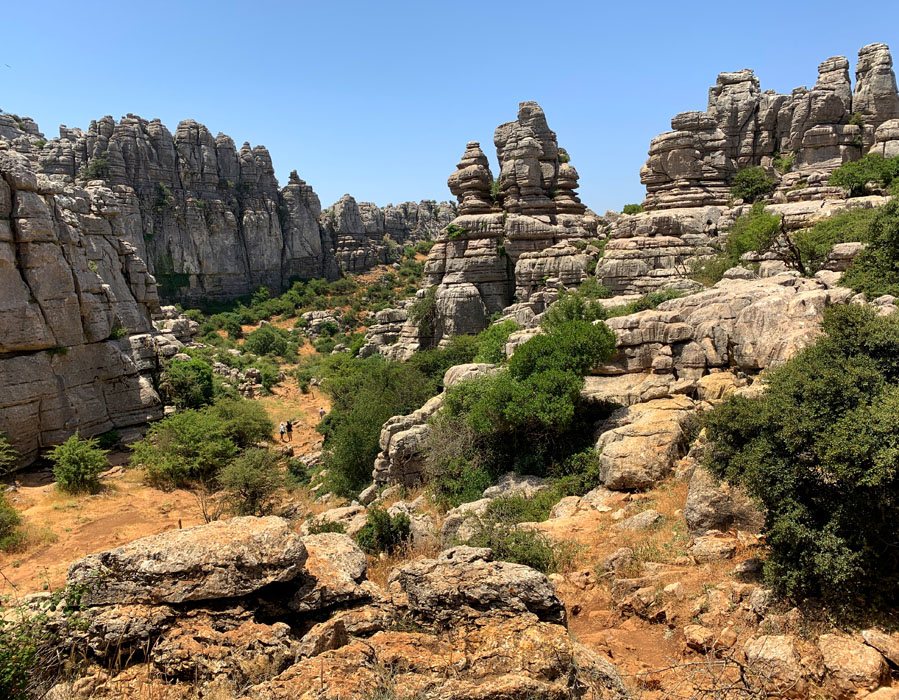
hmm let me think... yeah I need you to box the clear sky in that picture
[2,1,897,213]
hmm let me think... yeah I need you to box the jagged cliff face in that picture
[0,112,447,302]
[599,43,899,296]
[379,102,600,359]
[0,147,191,465]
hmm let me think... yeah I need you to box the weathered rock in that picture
[690,531,738,563]
[299,505,368,537]
[0,149,176,466]
[596,395,696,490]
[818,634,889,698]
[387,546,566,625]
[150,610,300,683]
[481,471,549,499]
[862,629,899,667]
[614,508,663,531]
[68,516,306,606]
[744,635,808,697]
[684,465,765,536]
[247,618,627,700]
[290,533,378,613]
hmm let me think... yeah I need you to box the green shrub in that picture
[82,152,110,180]
[703,305,899,608]
[691,203,782,285]
[243,325,290,357]
[841,200,899,297]
[0,434,18,475]
[208,398,273,448]
[604,289,683,318]
[830,153,899,197]
[462,520,565,573]
[319,357,436,496]
[407,286,438,337]
[773,152,796,174]
[159,358,214,409]
[444,321,616,477]
[622,203,644,214]
[0,493,24,552]
[304,515,347,534]
[731,166,777,203]
[94,430,121,450]
[218,448,283,516]
[472,320,520,364]
[792,206,879,274]
[355,506,411,555]
[48,433,108,494]
[406,334,478,385]
[132,409,238,488]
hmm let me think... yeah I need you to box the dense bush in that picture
[731,166,777,203]
[407,286,438,337]
[243,325,290,357]
[472,320,520,364]
[319,356,437,496]
[304,515,347,534]
[830,153,899,197]
[0,492,24,552]
[444,320,616,477]
[134,410,237,488]
[355,506,411,555]
[703,305,899,607]
[406,334,478,385]
[791,206,879,274]
[841,200,899,298]
[622,203,644,214]
[463,520,568,573]
[159,358,214,409]
[691,203,782,285]
[218,448,284,516]
[48,434,108,494]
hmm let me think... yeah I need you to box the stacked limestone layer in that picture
[640,44,899,211]
[378,102,600,359]
[599,43,899,296]
[0,111,448,301]
[320,195,456,273]
[0,148,191,466]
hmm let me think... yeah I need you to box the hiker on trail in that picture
[319,407,326,420]
[285,419,293,442]
[278,422,286,442]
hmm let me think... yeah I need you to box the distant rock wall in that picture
[0,147,190,465]
[0,111,445,301]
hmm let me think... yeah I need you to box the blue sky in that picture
[2,1,897,213]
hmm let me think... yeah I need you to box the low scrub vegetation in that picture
[830,153,899,197]
[703,304,899,609]
[48,433,108,494]
[355,507,411,555]
[730,166,777,203]
[841,200,899,297]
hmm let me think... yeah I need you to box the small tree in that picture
[830,153,899,197]
[218,448,284,516]
[731,166,777,203]
[622,203,644,214]
[0,434,18,474]
[243,325,289,357]
[49,433,108,494]
[159,358,214,409]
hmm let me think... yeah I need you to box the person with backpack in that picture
[285,419,293,442]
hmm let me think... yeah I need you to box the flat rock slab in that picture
[68,516,307,606]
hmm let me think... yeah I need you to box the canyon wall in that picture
[0,111,451,302]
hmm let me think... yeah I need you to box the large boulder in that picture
[387,546,566,625]
[684,465,765,536]
[68,516,307,606]
[818,634,889,698]
[289,533,380,612]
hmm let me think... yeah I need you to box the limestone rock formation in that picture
[319,195,454,274]
[68,516,307,606]
[0,147,196,465]
[0,110,449,302]
[36,518,626,700]
[606,43,899,295]
[372,102,601,359]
